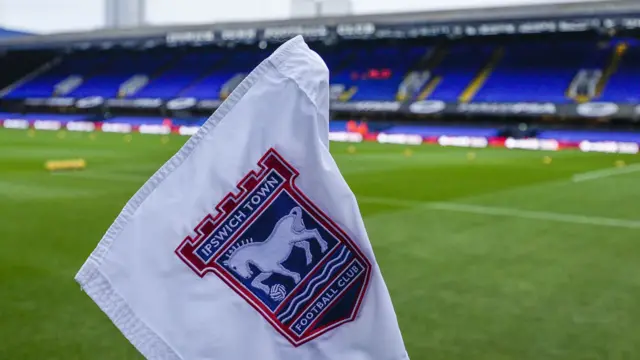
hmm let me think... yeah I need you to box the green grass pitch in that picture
[2,128,640,359]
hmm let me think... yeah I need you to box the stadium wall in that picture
[1,115,638,155]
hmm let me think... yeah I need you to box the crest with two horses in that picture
[176,148,372,346]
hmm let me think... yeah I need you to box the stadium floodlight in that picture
[292,0,352,18]
[311,0,325,17]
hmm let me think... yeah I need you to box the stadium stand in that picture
[474,40,611,103]
[427,44,494,102]
[600,42,640,103]
[132,51,224,99]
[178,49,263,100]
[5,51,110,98]
[0,0,639,150]
[0,51,53,93]
[2,38,640,104]
[0,42,430,102]
[326,43,428,101]
[69,50,176,98]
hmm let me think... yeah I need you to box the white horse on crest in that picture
[223,206,329,296]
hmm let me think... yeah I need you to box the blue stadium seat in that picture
[600,46,640,103]
[179,50,262,99]
[133,52,224,99]
[69,52,175,98]
[475,41,610,103]
[6,52,110,98]
[429,45,494,102]
[329,44,427,101]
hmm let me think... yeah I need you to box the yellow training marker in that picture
[45,158,86,172]
[57,131,66,139]
[124,134,133,143]
[27,129,36,138]
[161,136,170,145]
[403,148,413,157]
[347,145,356,154]
[543,156,552,164]
[89,133,97,140]
[615,160,626,168]
[467,152,476,161]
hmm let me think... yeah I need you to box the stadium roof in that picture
[0,0,639,49]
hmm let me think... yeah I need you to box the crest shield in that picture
[176,148,371,346]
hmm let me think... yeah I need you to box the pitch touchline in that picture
[572,163,640,183]
[359,196,640,229]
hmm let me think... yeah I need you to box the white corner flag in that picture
[75,35,409,360]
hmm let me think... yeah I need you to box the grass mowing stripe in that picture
[51,171,149,183]
[572,163,640,183]
[359,196,640,229]
[0,179,104,199]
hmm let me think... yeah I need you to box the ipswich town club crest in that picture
[176,148,372,346]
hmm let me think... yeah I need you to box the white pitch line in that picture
[359,196,640,229]
[572,163,640,183]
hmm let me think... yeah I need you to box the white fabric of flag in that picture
[75,35,409,360]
